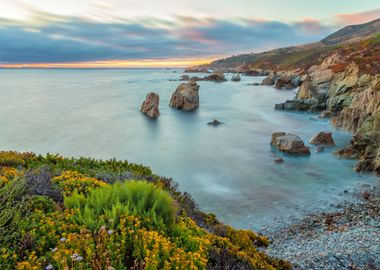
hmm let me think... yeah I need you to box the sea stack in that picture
[169,81,200,111]
[140,92,160,118]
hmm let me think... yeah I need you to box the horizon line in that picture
[0,58,215,69]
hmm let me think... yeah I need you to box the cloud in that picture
[334,9,380,26]
[0,14,336,64]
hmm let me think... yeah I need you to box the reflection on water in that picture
[0,68,377,230]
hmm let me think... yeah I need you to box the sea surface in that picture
[0,68,378,229]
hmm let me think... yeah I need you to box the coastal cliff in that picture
[276,36,380,174]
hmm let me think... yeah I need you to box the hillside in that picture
[200,18,380,72]
[322,18,380,45]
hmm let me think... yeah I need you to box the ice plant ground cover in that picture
[0,151,291,270]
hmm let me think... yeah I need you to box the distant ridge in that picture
[322,18,380,45]
[199,18,380,72]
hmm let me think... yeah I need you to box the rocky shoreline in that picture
[260,184,380,270]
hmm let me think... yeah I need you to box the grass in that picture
[64,181,176,231]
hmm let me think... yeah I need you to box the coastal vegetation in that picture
[0,151,291,270]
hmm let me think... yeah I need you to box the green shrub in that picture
[28,195,57,213]
[64,180,177,231]
[0,176,30,245]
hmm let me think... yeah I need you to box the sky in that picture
[0,0,379,68]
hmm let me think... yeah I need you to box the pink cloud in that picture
[294,18,327,35]
[335,9,380,26]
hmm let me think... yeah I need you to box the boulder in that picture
[309,132,335,145]
[140,92,160,118]
[207,119,223,126]
[169,81,200,111]
[203,71,227,82]
[271,132,310,155]
[274,76,295,90]
[231,74,241,82]
[261,73,278,86]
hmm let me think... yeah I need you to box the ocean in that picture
[0,68,377,229]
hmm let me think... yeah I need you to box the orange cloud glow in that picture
[0,58,215,69]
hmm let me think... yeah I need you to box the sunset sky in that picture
[1,0,379,68]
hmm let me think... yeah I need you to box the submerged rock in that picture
[231,74,241,82]
[169,81,200,111]
[274,157,284,163]
[271,132,310,155]
[140,92,160,118]
[207,119,223,126]
[309,132,335,145]
[315,146,325,153]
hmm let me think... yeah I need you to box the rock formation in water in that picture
[261,70,305,89]
[184,67,210,73]
[179,71,227,82]
[169,81,200,111]
[271,132,311,155]
[207,119,223,126]
[244,69,270,76]
[202,71,227,82]
[140,92,160,118]
[231,74,241,82]
[261,73,278,86]
[309,132,335,145]
[186,19,380,173]
[275,40,380,173]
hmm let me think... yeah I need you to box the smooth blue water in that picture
[0,69,377,229]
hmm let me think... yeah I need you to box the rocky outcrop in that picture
[203,71,227,82]
[261,73,278,86]
[309,132,335,145]
[275,41,380,173]
[179,71,227,82]
[271,132,310,155]
[184,67,210,73]
[263,70,305,89]
[275,99,324,111]
[244,69,270,76]
[169,81,200,111]
[231,74,241,82]
[140,92,160,118]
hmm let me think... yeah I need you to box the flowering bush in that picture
[0,152,292,270]
[52,171,107,196]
